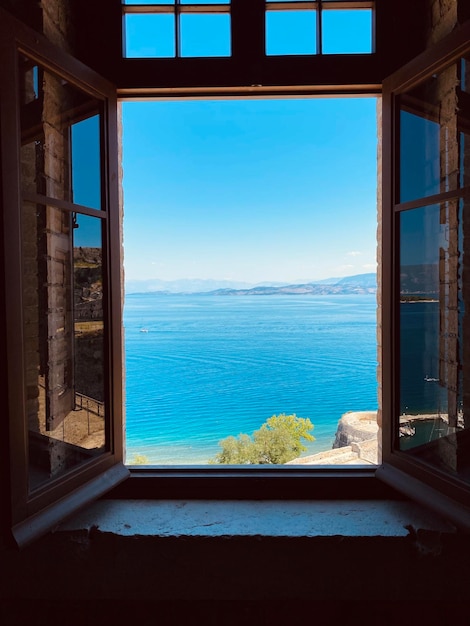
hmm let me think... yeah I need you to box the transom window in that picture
[123,0,232,58]
[122,0,374,59]
[266,1,374,56]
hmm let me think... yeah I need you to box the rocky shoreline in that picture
[287,411,378,465]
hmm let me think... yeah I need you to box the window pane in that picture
[399,200,470,485]
[266,10,316,55]
[180,1,230,4]
[180,13,231,57]
[399,60,465,203]
[18,56,39,105]
[400,111,440,203]
[124,13,175,58]
[23,203,107,492]
[19,57,103,207]
[322,9,372,54]
[123,1,172,4]
[71,115,102,210]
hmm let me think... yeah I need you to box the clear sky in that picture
[121,96,378,284]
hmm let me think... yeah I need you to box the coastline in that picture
[125,431,338,465]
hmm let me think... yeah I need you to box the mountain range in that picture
[126,273,377,296]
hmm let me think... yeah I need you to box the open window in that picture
[0,11,128,547]
[3,1,470,547]
[377,19,470,530]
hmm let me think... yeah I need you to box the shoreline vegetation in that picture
[126,412,380,467]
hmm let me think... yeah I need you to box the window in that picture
[122,97,379,467]
[3,2,470,547]
[378,21,470,528]
[123,0,232,58]
[265,1,374,56]
[0,10,128,547]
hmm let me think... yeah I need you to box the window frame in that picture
[0,9,129,548]
[377,17,470,531]
[3,1,470,546]
[122,1,232,59]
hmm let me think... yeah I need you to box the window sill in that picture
[60,498,454,538]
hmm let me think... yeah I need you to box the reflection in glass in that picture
[71,115,101,209]
[399,58,469,203]
[400,110,440,203]
[23,201,106,492]
[19,56,102,206]
[19,56,39,105]
[398,200,470,482]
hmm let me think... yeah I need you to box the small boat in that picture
[140,328,149,333]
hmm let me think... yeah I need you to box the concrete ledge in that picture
[3,500,470,624]
[61,499,454,537]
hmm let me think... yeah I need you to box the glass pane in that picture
[71,115,101,209]
[399,200,470,484]
[266,10,316,55]
[461,57,470,94]
[180,1,230,4]
[399,60,464,203]
[124,1,172,4]
[322,9,372,54]
[19,56,39,105]
[19,56,103,208]
[180,14,231,57]
[23,201,107,492]
[124,13,176,58]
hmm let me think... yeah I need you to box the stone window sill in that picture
[61,499,455,538]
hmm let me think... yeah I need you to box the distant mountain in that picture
[400,264,438,297]
[206,277,376,297]
[335,273,377,288]
[125,272,377,296]
[125,278,256,294]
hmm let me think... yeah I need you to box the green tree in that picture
[127,453,150,465]
[212,413,314,465]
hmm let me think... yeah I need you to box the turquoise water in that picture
[124,294,378,464]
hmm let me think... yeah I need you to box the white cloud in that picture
[347,251,362,257]
[362,263,377,270]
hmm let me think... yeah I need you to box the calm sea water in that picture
[124,293,379,464]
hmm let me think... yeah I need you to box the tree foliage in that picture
[212,413,315,465]
[127,453,150,465]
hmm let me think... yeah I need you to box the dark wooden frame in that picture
[79,0,425,96]
[377,18,470,531]
[122,1,375,60]
[0,9,128,547]
[4,0,470,544]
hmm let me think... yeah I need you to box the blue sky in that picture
[122,97,378,284]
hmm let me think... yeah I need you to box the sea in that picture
[124,293,379,464]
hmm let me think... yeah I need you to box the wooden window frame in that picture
[0,9,129,548]
[122,1,232,59]
[377,18,470,531]
[3,1,470,546]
